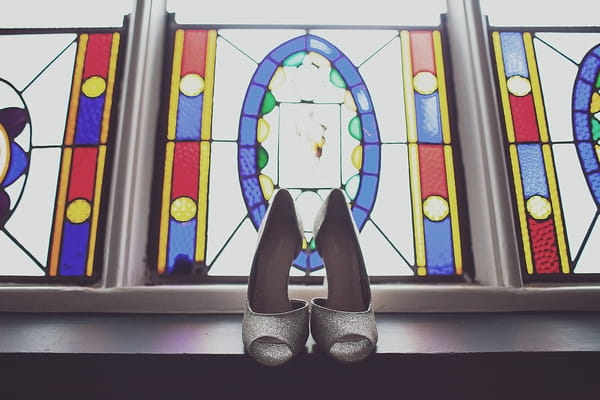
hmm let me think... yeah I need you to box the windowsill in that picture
[3,311,600,396]
[2,283,600,313]
[3,311,600,354]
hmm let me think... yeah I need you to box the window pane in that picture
[150,15,471,282]
[0,19,129,282]
[488,20,600,280]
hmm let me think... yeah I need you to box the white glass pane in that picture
[574,219,600,273]
[0,0,132,28]
[208,217,257,275]
[370,144,415,266]
[212,36,257,142]
[482,0,600,27]
[169,0,447,26]
[0,231,45,276]
[4,148,61,269]
[552,144,596,259]
[360,220,414,276]
[206,142,248,266]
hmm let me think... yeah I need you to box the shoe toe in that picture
[329,336,374,363]
[249,338,294,367]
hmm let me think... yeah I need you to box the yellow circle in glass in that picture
[258,174,274,200]
[591,91,600,114]
[423,195,449,221]
[0,124,10,183]
[170,196,197,222]
[66,199,92,224]
[82,76,107,98]
[307,51,330,68]
[351,145,363,170]
[257,118,270,143]
[413,72,438,95]
[269,67,287,91]
[344,90,357,112]
[179,74,205,97]
[526,195,552,220]
[506,75,531,96]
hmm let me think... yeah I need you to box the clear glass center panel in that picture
[278,103,341,189]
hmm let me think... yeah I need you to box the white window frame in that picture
[1,0,600,314]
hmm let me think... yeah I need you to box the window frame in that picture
[2,0,600,313]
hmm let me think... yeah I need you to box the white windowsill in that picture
[1,283,600,313]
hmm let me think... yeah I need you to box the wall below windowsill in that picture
[3,312,600,397]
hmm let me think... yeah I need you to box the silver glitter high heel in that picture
[310,188,378,363]
[242,189,309,366]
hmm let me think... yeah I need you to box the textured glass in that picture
[152,23,468,281]
[0,26,127,281]
[491,28,600,280]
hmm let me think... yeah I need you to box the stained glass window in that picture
[490,26,600,281]
[0,23,127,282]
[150,15,470,282]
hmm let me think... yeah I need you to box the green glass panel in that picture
[283,51,306,67]
[348,115,362,140]
[261,91,276,115]
[257,145,269,169]
[596,73,600,89]
[329,68,346,89]
[309,237,316,250]
[592,117,600,141]
[344,174,360,200]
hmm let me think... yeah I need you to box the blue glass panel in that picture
[587,171,600,204]
[361,113,379,144]
[579,53,600,84]
[293,251,308,270]
[573,111,590,141]
[242,84,266,117]
[167,218,196,273]
[74,94,104,145]
[270,36,307,63]
[59,221,90,276]
[595,46,600,58]
[242,177,262,208]
[573,80,592,112]
[351,85,373,113]
[250,203,267,228]
[362,145,380,175]
[176,93,203,140]
[351,206,369,231]
[355,174,378,213]
[500,32,528,78]
[254,58,279,87]
[307,35,341,61]
[424,218,454,275]
[415,93,442,143]
[576,142,599,174]
[334,58,361,87]
[239,116,258,146]
[517,144,549,198]
[309,251,323,271]
[3,143,28,187]
[239,146,257,177]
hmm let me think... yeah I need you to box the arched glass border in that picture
[237,34,381,272]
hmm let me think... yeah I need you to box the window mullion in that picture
[445,0,523,287]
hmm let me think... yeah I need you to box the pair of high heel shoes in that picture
[242,188,377,366]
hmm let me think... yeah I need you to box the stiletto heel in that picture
[311,188,377,363]
[242,189,309,366]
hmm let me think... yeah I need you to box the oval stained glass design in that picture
[237,34,382,272]
[573,44,600,206]
[0,80,31,226]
